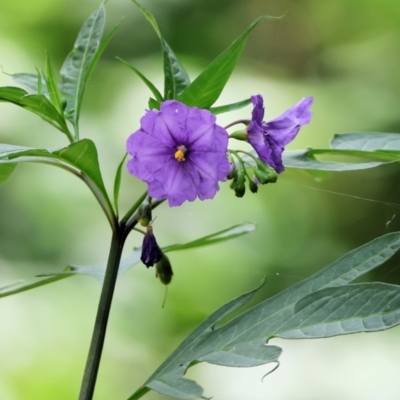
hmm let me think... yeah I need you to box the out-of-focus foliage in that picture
[1,0,400,399]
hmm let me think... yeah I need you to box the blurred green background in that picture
[1,0,400,399]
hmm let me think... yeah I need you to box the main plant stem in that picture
[79,226,126,400]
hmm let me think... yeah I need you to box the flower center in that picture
[174,145,187,162]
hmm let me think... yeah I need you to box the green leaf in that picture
[331,132,400,151]
[279,283,400,339]
[282,149,390,171]
[0,163,17,184]
[130,232,400,399]
[210,98,251,115]
[113,153,128,215]
[10,73,48,94]
[60,5,105,129]
[0,87,70,137]
[37,222,257,284]
[0,274,73,298]
[117,58,163,102]
[162,222,256,253]
[177,17,265,109]
[0,139,111,212]
[132,0,190,98]
[45,52,64,114]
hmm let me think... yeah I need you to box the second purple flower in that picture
[247,95,313,173]
[127,101,230,207]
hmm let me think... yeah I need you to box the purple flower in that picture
[127,100,230,207]
[247,95,313,173]
[141,226,162,268]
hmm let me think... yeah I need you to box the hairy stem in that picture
[79,227,126,400]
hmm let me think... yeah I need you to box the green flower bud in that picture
[247,176,258,193]
[254,166,278,184]
[155,253,173,285]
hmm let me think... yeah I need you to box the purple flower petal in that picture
[247,95,313,173]
[126,101,230,206]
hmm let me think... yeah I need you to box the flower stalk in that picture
[79,226,126,400]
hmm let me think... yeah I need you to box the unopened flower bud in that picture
[155,253,173,285]
[227,162,237,180]
[247,176,258,193]
[141,225,162,268]
[254,166,278,184]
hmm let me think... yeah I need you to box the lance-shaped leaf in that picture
[39,222,257,284]
[132,0,190,98]
[0,222,257,298]
[210,98,251,115]
[279,283,400,339]
[282,149,390,171]
[331,132,400,152]
[128,232,400,399]
[45,53,64,114]
[177,17,265,109]
[0,87,70,136]
[0,275,73,298]
[60,5,105,128]
[117,58,163,102]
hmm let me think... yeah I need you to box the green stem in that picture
[127,386,151,400]
[121,191,148,225]
[78,226,126,400]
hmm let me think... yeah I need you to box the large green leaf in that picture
[278,283,400,339]
[177,17,265,109]
[129,232,400,399]
[60,5,105,128]
[0,139,110,210]
[331,132,400,151]
[132,0,190,98]
[0,87,69,135]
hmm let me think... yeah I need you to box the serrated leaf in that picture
[177,17,265,109]
[130,232,400,399]
[210,98,251,115]
[279,283,400,339]
[0,87,70,136]
[117,58,163,102]
[132,0,190,98]
[331,132,400,151]
[60,5,105,128]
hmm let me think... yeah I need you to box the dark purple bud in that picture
[141,226,162,268]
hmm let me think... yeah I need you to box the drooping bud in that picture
[227,162,237,180]
[247,176,258,193]
[141,225,162,268]
[155,253,173,285]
